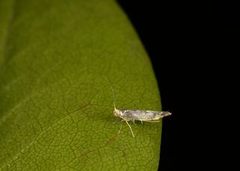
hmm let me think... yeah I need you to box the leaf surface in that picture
[0,0,163,170]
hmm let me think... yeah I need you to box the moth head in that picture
[113,108,122,117]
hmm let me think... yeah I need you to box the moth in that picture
[113,107,171,137]
[107,78,171,137]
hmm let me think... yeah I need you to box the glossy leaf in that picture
[0,0,163,170]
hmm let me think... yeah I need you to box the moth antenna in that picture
[110,83,117,110]
[104,76,117,110]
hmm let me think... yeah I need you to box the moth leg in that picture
[144,120,161,123]
[140,120,143,124]
[132,120,136,124]
[118,123,123,134]
[124,120,135,137]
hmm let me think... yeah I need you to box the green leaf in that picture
[0,0,163,170]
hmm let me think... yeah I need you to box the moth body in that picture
[114,108,171,122]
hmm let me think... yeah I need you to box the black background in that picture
[117,0,238,170]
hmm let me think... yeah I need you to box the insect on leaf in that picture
[0,0,165,170]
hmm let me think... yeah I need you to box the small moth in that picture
[107,77,171,137]
[113,107,171,137]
